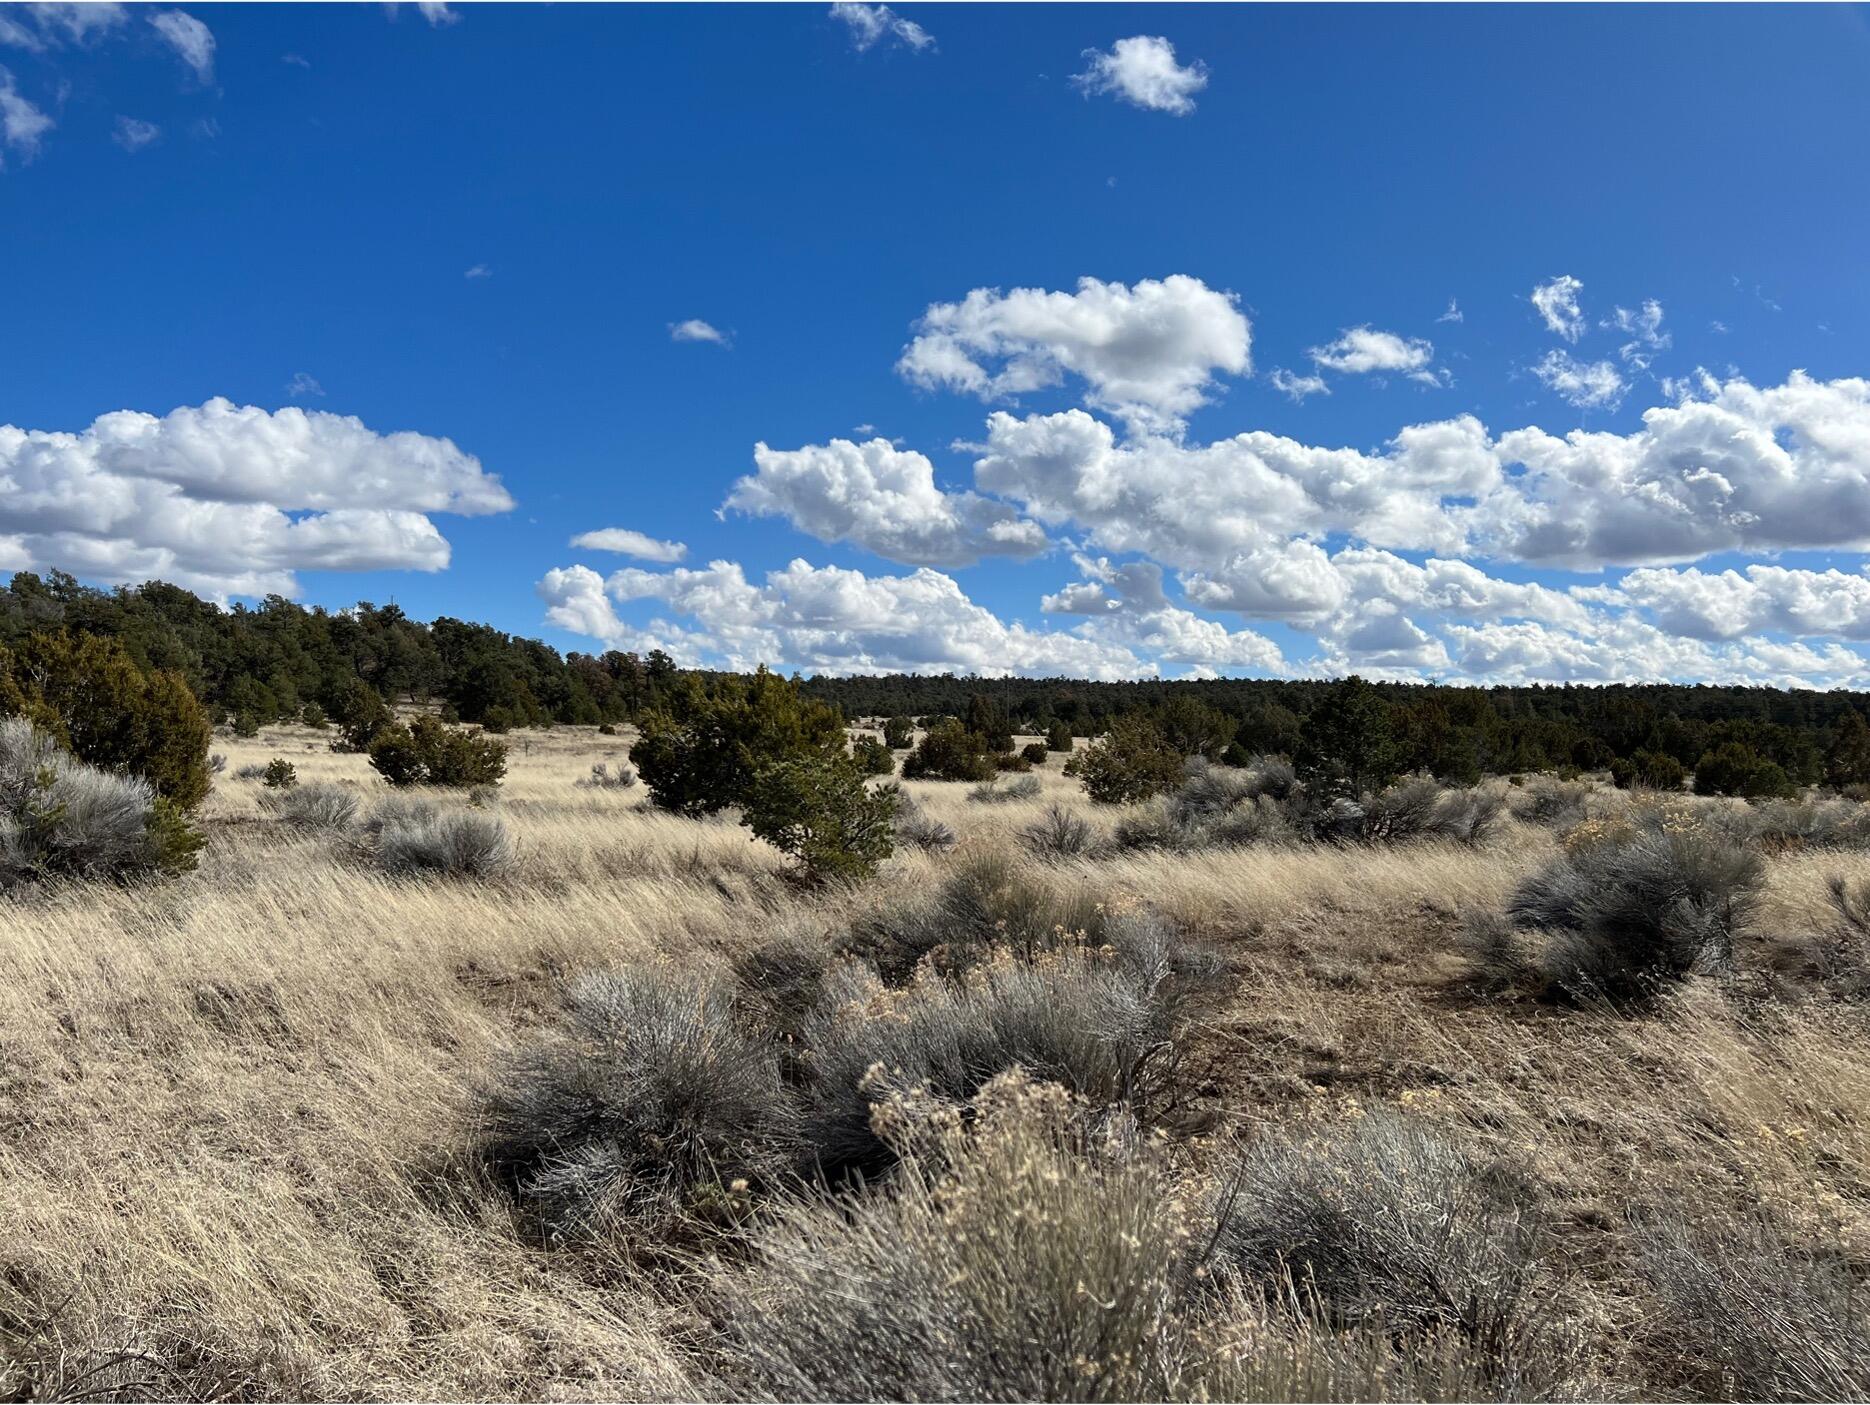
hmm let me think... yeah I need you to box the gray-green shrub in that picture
[1465,809,1766,1002]
[1637,1212,1870,1401]
[1208,1113,1545,1360]
[482,967,797,1237]
[371,803,515,878]
[713,1075,1207,1402]
[801,934,1182,1180]
[0,718,201,886]
[259,781,359,831]
[967,773,1041,804]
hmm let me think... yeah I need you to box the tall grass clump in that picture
[1020,802,1097,859]
[1463,807,1766,1003]
[1637,1212,1870,1401]
[1727,794,1870,852]
[891,793,956,852]
[482,967,798,1238]
[368,798,515,878]
[0,717,201,886]
[258,781,360,831]
[1765,874,1870,1002]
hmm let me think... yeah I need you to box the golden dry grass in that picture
[2,723,1867,1399]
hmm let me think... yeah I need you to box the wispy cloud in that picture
[569,527,688,563]
[1531,274,1585,341]
[112,115,160,151]
[0,66,54,166]
[670,318,731,346]
[828,3,932,52]
[1270,368,1329,402]
[149,10,214,83]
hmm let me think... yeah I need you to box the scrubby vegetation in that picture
[10,619,1870,1401]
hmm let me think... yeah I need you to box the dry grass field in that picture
[3,721,1868,1400]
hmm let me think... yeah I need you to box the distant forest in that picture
[6,570,1870,787]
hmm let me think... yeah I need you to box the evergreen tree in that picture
[1298,676,1400,795]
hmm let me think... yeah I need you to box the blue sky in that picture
[6,2,1870,685]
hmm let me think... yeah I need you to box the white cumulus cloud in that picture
[1307,326,1437,382]
[0,399,512,599]
[1269,369,1329,402]
[1073,35,1207,115]
[539,557,1155,679]
[897,275,1250,434]
[724,436,1046,567]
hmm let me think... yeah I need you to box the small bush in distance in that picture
[371,802,514,878]
[1609,748,1686,791]
[1020,740,1049,766]
[882,714,914,749]
[482,966,797,1238]
[1065,714,1184,804]
[836,848,1115,984]
[299,701,327,729]
[851,734,895,776]
[0,717,202,886]
[1693,740,1795,799]
[368,714,507,788]
[968,773,1041,804]
[742,753,898,884]
[259,781,359,831]
[901,719,998,782]
[260,758,297,789]
[576,761,636,790]
[1046,719,1075,752]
